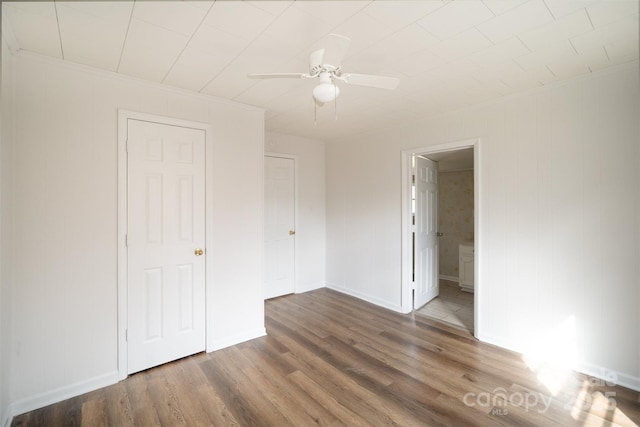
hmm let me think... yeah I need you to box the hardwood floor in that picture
[12,288,640,426]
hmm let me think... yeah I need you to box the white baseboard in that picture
[476,331,520,354]
[439,275,459,282]
[475,332,640,392]
[8,327,269,421]
[575,361,640,392]
[207,327,267,352]
[296,281,326,294]
[325,282,403,313]
[613,371,640,392]
[10,370,119,418]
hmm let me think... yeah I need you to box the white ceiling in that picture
[3,0,638,142]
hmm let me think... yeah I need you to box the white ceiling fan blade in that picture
[322,34,351,67]
[343,73,400,90]
[247,73,308,79]
[309,49,325,73]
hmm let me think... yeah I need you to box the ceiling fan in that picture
[247,34,400,111]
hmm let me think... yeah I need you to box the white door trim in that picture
[117,109,214,380]
[401,138,481,339]
[264,152,298,294]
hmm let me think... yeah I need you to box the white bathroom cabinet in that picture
[459,243,474,293]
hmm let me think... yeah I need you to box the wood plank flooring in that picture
[12,288,640,426]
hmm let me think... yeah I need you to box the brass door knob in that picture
[289,230,295,235]
[194,248,204,256]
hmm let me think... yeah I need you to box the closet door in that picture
[127,119,206,374]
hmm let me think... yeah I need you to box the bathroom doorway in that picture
[401,139,479,336]
[415,148,474,332]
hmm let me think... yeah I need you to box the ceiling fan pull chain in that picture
[334,85,338,121]
[314,98,317,126]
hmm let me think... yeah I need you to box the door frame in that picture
[400,138,481,338]
[264,152,298,295]
[117,109,213,380]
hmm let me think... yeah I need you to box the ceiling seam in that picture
[572,7,597,56]
[602,45,611,62]
[543,65,556,82]
[516,35,533,54]
[117,0,136,73]
[541,0,557,20]
[160,1,217,84]
[196,1,296,93]
[341,5,435,72]
[53,1,64,59]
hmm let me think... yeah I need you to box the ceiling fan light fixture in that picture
[313,82,340,103]
[248,34,400,118]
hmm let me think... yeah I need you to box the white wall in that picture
[266,132,326,293]
[8,51,265,415]
[326,62,640,389]
[1,36,15,427]
[326,135,405,310]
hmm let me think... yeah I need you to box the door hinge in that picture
[125,233,128,247]
[125,329,128,341]
[125,139,129,153]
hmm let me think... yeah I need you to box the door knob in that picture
[436,232,444,237]
[289,230,295,235]
[194,248,204,256]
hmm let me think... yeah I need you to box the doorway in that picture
[401,139,480,337]
[117,110,214,379]
[415,148,475,332]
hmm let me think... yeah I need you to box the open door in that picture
[414,156,439,309]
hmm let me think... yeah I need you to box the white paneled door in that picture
[264,156,295,299]
[127,119,206,374]
[414,156,439,309]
